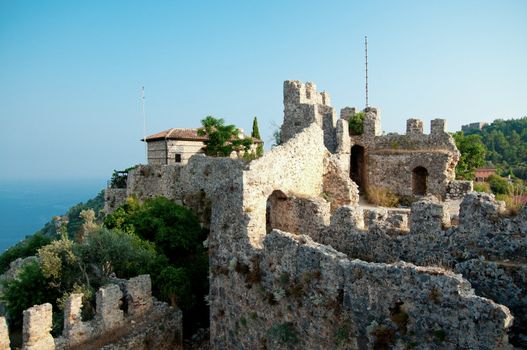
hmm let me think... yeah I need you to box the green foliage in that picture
[104,197,209,333]
[268,322,299,347]
[1,262,61,328]
[159,266,192,308]
[473,182,491,193]
[109,166,136,189]
[348,112,365,135]
[251,116,261,139]
[105,197,203,263]
[453,132,486,180]
[273,129,281,146]
[197,116,253,157]
[488,174,510,195]
[464,117,527,178]
[251,116,264,158]
[77,228,164,283]
[0,233,51,273]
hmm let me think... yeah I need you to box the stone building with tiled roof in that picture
[142,128,261,165]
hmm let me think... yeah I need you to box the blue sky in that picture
[1,0,526,180]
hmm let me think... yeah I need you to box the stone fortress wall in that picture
[280,80,470,199]
[101,80,525,348]
[0,275,182,350]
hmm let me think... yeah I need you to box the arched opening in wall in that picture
[412,166,428,196]
[350,145,365,193]
[266,190,288,234]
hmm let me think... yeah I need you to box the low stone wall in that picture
[308,193,527,345]
[0,275,182,350]
[210,230,512,349]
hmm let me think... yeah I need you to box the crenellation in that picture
[22,303,54,350]
[340,106,355,120]
[362,107,381,136]
[406,118,424,134]
[95,284,124,331]
[431,118,447,135]
[0,275,182,350]
[125,274,153,317]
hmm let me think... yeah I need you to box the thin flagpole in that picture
[365,36,369,109]
[142,86,147,162]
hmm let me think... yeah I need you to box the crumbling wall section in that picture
[307,193,526,345]
[103,188,127,214]
[210,230,513,349]
[346,115,460,198]
[2,275,182,350]
[281,81,337,152]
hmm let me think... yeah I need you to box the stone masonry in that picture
[102,80,524,348]
[1,275,182,350]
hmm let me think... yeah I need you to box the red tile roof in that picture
[142,128,263,143]
[143,128,208,142]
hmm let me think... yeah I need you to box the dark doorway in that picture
[266,190,288,234]
[412,166,428,196]
[350,145,365,193]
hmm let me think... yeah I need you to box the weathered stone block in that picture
[22,303,54,350]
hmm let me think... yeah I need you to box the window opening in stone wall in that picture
[412,166,428,196]
[350,145,365,194]
[175,154,182,163]
[266,190,288,234]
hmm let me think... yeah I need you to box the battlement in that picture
[283,80,331,107]
[0,275,182,350]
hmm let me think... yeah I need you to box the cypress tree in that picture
[251,116,264,157]
[251,116,261,139]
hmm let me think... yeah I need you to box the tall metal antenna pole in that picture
[365,36,369,108]
[141,86,147,163]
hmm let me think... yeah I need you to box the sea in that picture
[0,179,106,253]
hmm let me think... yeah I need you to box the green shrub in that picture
[488,175,510,195]
[0,233,51,273]
[1,262,61,328]
[473,182,491,193]
[349,112,365,135]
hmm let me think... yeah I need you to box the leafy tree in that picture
[77,228,165,284]
[452,132,486,180]
[0,233,51,273]
[488,174,511,195]
[251,116,264,157]
[197,116,253,157]
[464,117,527,177]
[349,112,365,135]
[103,197,209,322]
[1,261,62,328]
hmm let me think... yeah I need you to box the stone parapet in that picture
[1,275,181,350]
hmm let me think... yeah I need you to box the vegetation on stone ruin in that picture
[366,186,399,207]
[251,116,264,158]
[348,112,365,135]
[1,196,209,337]
[109,166,136,189]
[197,115,253,157]
[452,132,486,180]
[103,196,209,334]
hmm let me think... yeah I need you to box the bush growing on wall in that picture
[348,112,365,135]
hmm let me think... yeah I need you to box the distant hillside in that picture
[464,117,527,179]
[38,190,105,238]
